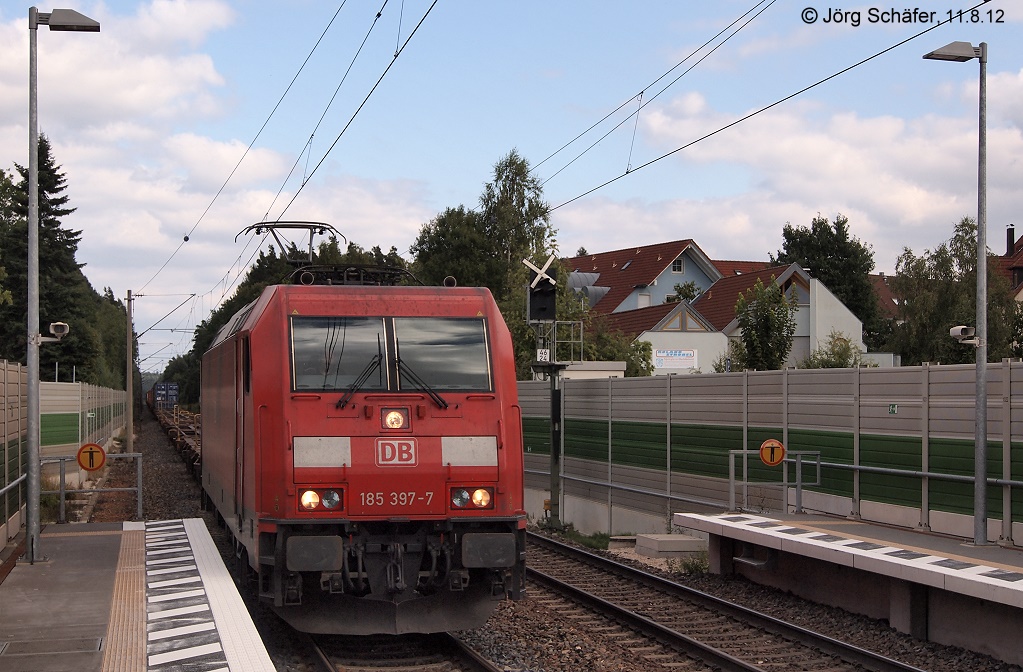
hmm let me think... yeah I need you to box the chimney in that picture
[1008,225,1016,256]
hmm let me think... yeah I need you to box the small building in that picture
[565,241,869,373]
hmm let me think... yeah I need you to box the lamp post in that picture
[924,41,988,546]
[26,6,100,564]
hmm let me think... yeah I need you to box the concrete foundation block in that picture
[635,533,707,558]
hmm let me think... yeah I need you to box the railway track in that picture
[527,532,927,672]
[307,632,502,672]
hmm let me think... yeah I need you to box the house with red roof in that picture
[564,241,866,372]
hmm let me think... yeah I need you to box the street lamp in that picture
[924,41,988,546]
[26,6,100,564]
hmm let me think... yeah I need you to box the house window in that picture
[638,293,651,308]
[671,257,684,273]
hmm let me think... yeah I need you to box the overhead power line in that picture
[535,0,776,183]
[137,3,352,292]
[274,0,439,220]
[552,1,992,212]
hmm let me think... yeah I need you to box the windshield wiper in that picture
[336,354,381,409]
[396,357,449,409]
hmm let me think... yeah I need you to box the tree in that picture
[0,135,102,381]
[666,281,700,303]
[734,277,797,370]
[887,216,1014,366]
[1012,302,1023,360]
[0,169,15,306]
[799,330,871,368]
[772,214,882,347]
[413,150,655,379]
[412,149,555,303]
[712,339,747,373]
[410,206,498,288]
[316,237,408,269]
[584,313,653,377]
[478,148,555,300]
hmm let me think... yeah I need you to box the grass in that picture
[39,476,82,523]
[666,551,710,575]
[559,526,612,550]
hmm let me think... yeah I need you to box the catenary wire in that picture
[205,0,434,322]
[272,0,439,220]
[551,1,991,212]
[541,0,777,188]
[261,1,390,221]
[136,3,351,293]
[533,0,774,176]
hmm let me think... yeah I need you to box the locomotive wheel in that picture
[233,546,252,591]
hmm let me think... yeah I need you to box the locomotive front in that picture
[224,284,526,634]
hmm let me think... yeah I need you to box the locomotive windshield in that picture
[394,318,491,391]
[290,316,491,392]
[291,317,387,391]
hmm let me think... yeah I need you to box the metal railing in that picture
[0,473,27,498]
[40,454,143,523]
[728,450,821,513]
[530,447,1023,544]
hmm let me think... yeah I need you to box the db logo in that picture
[375,438,417,466]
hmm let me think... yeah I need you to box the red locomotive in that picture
[200,270,526,634]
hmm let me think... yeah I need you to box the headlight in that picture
[450,487,494,509]
[382,407,409,430]
[471,488,491,508]
[321,490,341,509]
[300,490,320,510]
[451,488,470,508]
[299,488,344,512]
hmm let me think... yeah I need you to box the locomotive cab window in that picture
[394,317,491,391]
[291,317,387,391]
[291,316,491,393]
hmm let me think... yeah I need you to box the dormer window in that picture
[671,256,684,273]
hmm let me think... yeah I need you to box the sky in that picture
[0,0,1020,373]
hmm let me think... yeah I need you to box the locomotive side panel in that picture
[201,336,237,520]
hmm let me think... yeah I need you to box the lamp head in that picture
[923,41,980,62]
[30,8,101,32]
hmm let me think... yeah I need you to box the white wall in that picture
[809,279,865,353]
[640,331,728,374]
[561,361,627,379]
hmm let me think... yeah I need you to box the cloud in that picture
[553,86,1023,275]
[3,1,1021,370]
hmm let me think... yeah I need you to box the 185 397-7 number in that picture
[359,491,434,507]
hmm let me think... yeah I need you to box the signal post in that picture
[524,255,570,530]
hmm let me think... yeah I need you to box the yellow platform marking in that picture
[101,529,146,672]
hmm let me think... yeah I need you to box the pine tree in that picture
[0,135,100,379]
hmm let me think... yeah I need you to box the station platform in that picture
[674,511,1023,666]
[0,519,275,672]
